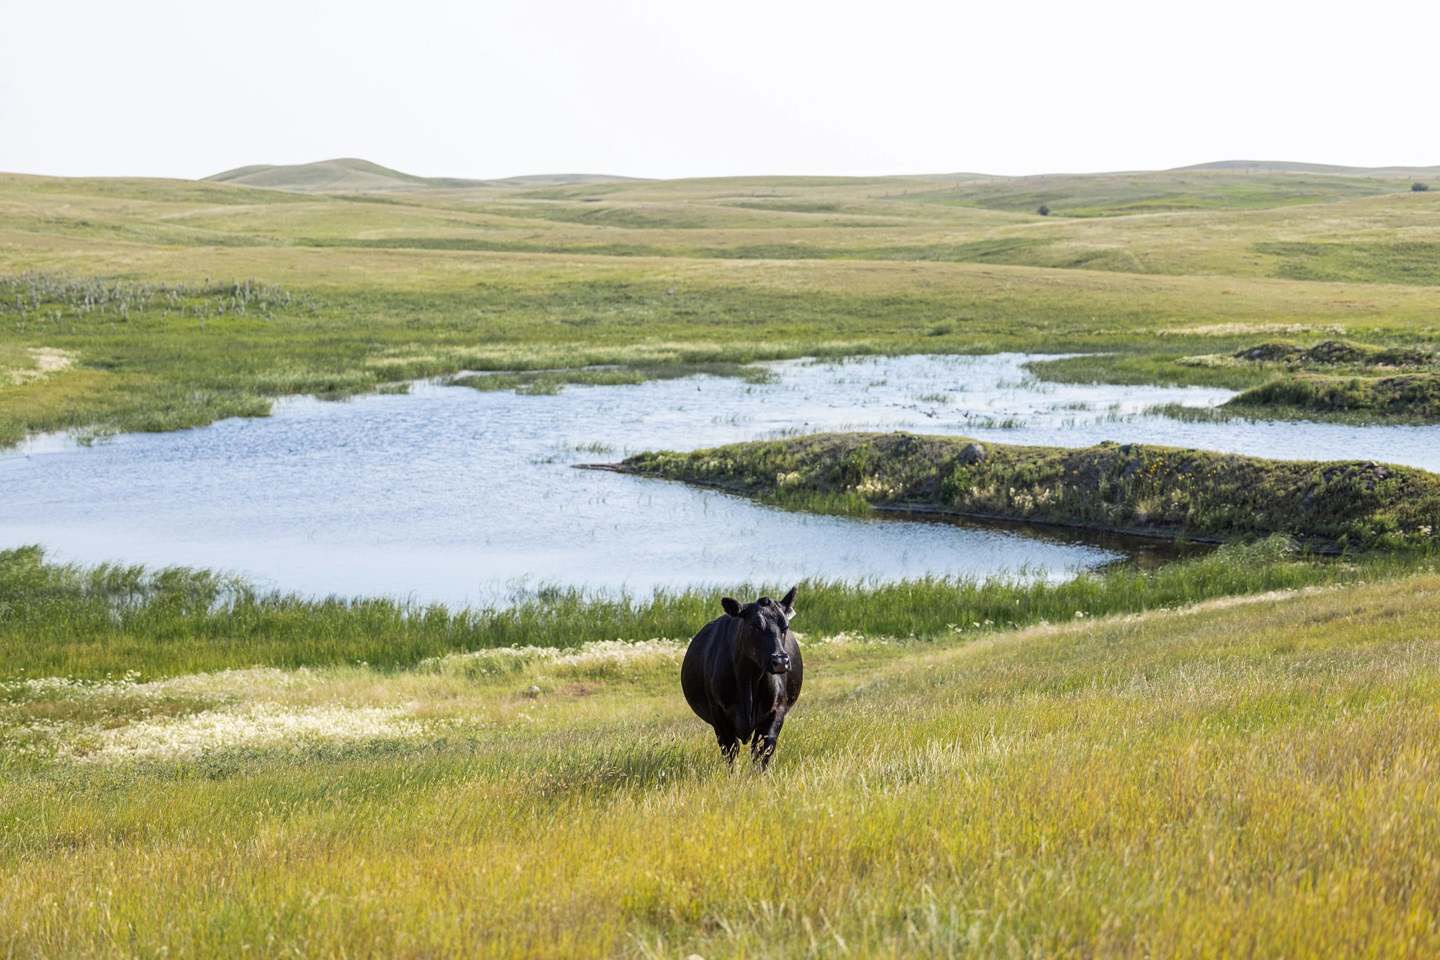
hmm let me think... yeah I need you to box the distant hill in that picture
[1175,160,1440,178]
[492,172,649,186]
[203,158,645,193]
[199,158,1437,195]
[899,162,1438,183]
[893,172,1010,183]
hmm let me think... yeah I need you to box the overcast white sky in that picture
[1,0,1434,181]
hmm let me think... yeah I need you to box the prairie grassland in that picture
[3,169,1440,444]
[4,576,1439,957]
[2,244,1437,445]
[6,170,1440,284]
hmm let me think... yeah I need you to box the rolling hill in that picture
[1175,159,1440,177]
[204,158,645,193]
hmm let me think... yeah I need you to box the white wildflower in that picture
[812,630,866,645]
[551,638,685,668]
[74,703,424,764]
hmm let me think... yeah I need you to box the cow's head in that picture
[721,586,798,675]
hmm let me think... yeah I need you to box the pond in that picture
[5,353,1438,605]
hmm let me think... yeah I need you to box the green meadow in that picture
[4,161,1440,955]
[3,165,1440,443]
[5,560,1440,957]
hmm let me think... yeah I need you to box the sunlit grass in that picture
[4,576,1439,956]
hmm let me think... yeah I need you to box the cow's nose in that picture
[769,653,791,673]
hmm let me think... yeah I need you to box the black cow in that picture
[681,586,803,766]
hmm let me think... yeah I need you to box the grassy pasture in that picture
[4,574,1440,957]
[1261,240,1440,285]
[6,255,1436,446]
[893,168,1412,216]
[6,170,1440,280]
[2,168,1439,444]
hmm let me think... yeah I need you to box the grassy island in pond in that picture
[621,432,1440,552]
[1208,339,1440,423]
[1030,339,1440,424]
[1224,371,1440,423]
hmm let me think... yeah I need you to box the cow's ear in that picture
[780,585,798,619]
[721,596,742,617]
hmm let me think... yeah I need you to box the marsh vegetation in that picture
[2,536,1399,680]
[1031,338,1440,423]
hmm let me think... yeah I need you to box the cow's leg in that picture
[751,712,786,768]
[712,719,740,764]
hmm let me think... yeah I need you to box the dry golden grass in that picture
[5,577,1440,957]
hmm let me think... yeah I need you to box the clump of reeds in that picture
[0,272,312,329]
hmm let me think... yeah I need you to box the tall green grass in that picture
[0,541,1421,680]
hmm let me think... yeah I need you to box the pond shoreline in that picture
[9,354,1439,605]
[580,461,1228,555]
